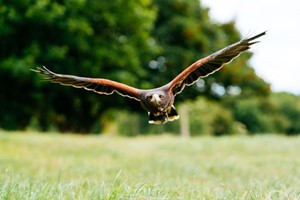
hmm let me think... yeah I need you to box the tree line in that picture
[1,0,298,134]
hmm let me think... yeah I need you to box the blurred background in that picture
[0,0,299,135]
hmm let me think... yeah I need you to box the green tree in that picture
[270,93,300,134]
[151,0,270,100]
[226,93,300,134]
[232,97,274,133]
[182,97,235,136]
[0,0,271,133]
[0,0,157,132]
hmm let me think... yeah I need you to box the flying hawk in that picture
[33,32,266,124]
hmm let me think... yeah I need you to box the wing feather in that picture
[32,67,141,101]
[167,31,266,95]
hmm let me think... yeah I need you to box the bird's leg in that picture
[148,112,168,124]
[166,105,179,121]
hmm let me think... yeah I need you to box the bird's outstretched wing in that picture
[32,67,141,101]
[167,31,266,95]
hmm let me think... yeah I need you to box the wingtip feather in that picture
[246,31,267,42]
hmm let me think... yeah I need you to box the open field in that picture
[0,132,300,199]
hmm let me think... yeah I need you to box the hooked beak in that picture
[152,94,161,103]
[150,94,163,110]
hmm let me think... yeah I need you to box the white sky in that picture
[201,0,300,95]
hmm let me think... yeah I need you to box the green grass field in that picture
[0,132,300,199]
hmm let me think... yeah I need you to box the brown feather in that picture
[167,31,266,95]
[32,67,141,101]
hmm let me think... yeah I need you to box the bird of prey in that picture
[33,31,266,124]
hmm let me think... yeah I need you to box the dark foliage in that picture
[0,0,271,132]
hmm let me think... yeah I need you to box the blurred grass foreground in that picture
[1,132,300,199]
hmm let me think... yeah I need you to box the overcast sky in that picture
[201,0,300,95]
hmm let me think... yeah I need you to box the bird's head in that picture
[145,92,167,111]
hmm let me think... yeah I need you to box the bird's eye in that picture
[147,95,152,100]
[159,95,163,98]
